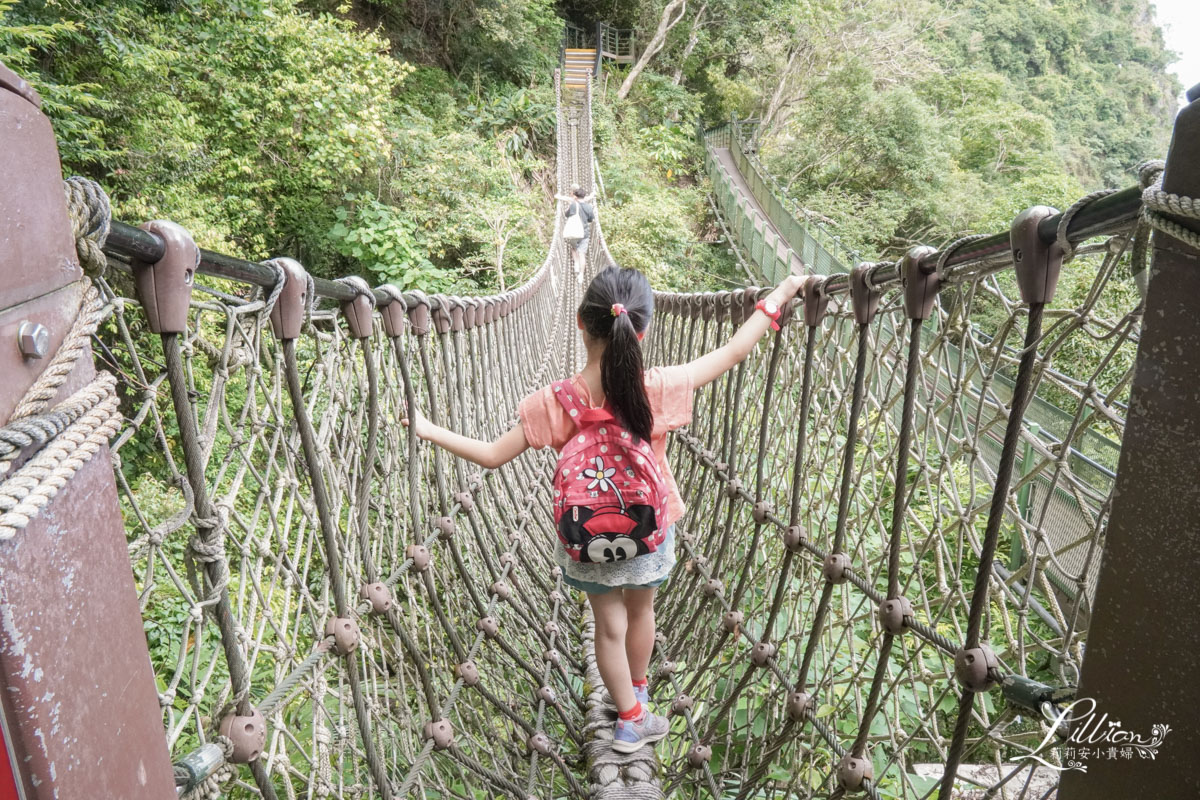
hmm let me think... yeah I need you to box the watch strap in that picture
[755,299,782,331]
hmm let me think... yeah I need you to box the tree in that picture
[670,2,707,86]
[617,0,689,100]
[474,199,520,290]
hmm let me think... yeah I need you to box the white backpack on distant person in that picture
[563,203,586,241]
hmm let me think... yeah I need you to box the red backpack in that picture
[550,379,669,563]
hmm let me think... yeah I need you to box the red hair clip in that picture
[611,303,627,317]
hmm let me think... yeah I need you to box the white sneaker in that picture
[611,710,669,754]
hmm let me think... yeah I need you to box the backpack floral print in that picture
[549,379,669,563]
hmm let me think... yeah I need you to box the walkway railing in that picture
[702,117,860,280]
[598,23,636,64]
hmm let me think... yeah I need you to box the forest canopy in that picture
[1,0,1179,286]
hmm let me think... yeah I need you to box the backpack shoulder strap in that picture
[552,379,613,430]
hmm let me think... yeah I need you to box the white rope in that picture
[0,372,117,473]
[1143,175,1200,250]
[10,284,108,420]
[335,275,377,307]
[1056,189,1118,262]
[0,384,122,538]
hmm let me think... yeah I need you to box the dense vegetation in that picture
[1,0,560,290]
[714,0,1177,257]
[2,0,1177,289]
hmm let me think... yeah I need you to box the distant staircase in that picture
[560,21,635,97]
[563,48,597,94]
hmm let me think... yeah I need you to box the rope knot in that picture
[187,530,226,563]
[1141,170,1200,249]
[214,735,235,760]
[63,177,112,277]
[1137,159,1165,189]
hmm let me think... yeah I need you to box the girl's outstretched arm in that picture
[682,274,807,388]
[401,411,529,469]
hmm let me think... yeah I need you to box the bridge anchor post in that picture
[0,61,175,797]
[1058,88,1200,798]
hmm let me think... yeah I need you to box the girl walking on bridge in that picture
[404,266,805,752]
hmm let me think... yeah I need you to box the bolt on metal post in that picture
[17,320,49,358]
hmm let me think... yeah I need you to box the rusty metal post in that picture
[1058,93,1200,797]
[0,62,175,797]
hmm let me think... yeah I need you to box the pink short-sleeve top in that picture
[518,366,694,526]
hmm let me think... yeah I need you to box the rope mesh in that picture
[46,59,1152,799]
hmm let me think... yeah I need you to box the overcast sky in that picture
[1152,0,1198,109]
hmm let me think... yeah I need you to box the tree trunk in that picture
[760,46,799,135]
[617,0,688,100]
[495,231,512,291]
[671,2,707,86]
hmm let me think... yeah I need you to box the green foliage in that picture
[5,0,407,262]
[0,1,114,165]
[727,0,1178,259]
[933,0,1176,187]
[352,0,561,82]
[594,86,741,291]
[459,82,557,161]
[634,123,694,178]
[330,194,449,289]
[382,92,551,290]
[624,70,700,125]
[2,0,557,290]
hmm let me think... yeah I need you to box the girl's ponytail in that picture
[578,267,655,442]
[602,307,653,441]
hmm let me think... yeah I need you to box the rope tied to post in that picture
[0,178,121,537]
[1142,165,1200,250]
[335,275,377,308]
[0,372,117,473]
[257,258,289,317]
[63,176,112,278]
[0,379,122,539]
[1056,188,1119,263]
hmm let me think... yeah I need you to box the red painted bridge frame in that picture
[0,62,175,798]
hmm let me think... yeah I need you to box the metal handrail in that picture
[700,116,1144,298]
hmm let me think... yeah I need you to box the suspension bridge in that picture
[1,29,1199,800]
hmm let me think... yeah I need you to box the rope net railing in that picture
[5,41,1186,800]
[700,118,1135,615]
[634,187,1158,797]
[67,69,606,799]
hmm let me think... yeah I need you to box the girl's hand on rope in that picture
[682,274,809,389]
[400,407,433,440]
[401,409,530,469]
[769,274,806,305]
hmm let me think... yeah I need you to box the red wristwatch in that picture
[755,298,782,331]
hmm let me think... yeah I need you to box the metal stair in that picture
[563,48,596,93]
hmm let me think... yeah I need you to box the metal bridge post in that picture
[0,63,175,796]
[1058,91,1200,798]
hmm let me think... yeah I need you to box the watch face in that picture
[763,301,778,314]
